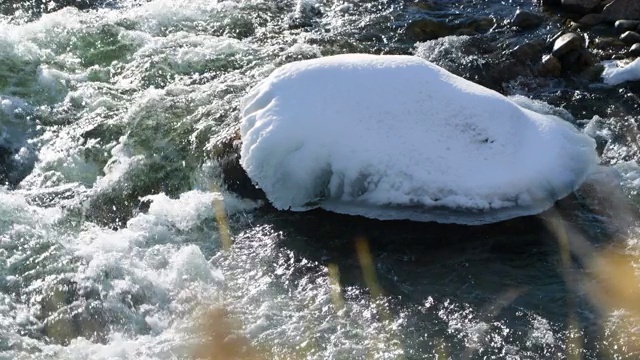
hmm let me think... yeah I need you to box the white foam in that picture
[601,59,640,86]
[240,54,598,224]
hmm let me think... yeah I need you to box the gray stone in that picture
[615,20,640,33]
[602,0,640,21]
[579,14,605,27]
[538,55,562,77]
[561,0,601,14]
[511,9,544,30]
[552,33,584,58]
[620,31,640,44]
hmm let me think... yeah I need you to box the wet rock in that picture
[511,40,545,62]
[630,43,640,55]
[460,17,495,34]
[593,36,626,50]
[561,0,600,14]
[483,59,535,88]
[579,14,605,27]
[405,19,452,41]
[614,20,640,33]
[552,33,584,58]
[602,0,640,21]
[560,48,597,73]
[213,133,267,202]
[511,9,544,30]
[620,31,640,44]
[580,63,605,81]
[538,55,562,77]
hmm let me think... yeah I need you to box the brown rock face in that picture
[602,0,640,21]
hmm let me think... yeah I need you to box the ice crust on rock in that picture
[240,54,598,224]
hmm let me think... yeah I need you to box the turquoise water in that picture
[1,0,640,358]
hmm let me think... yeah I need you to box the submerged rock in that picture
[239,54,598,225]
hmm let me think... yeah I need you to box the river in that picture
[1,0,640,359]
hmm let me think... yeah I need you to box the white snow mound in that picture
[239,54,598,224]
[601,58,640,86]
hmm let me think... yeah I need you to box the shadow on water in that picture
[243,187,626,356]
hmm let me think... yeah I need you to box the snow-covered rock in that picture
[601,58,640,86]
[239,54,598,224]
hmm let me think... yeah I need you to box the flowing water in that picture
[1,0,640,359]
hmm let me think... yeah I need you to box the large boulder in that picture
[602,0,640,21]
[561,0,601,14]
[239,54,598,225]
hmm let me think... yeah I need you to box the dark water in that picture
[1,0,640,359]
